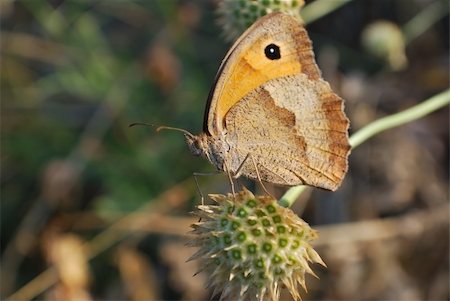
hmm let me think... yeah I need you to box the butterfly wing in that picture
[225,74,350,191]
[203,12,350,190]
[204,12,321,135]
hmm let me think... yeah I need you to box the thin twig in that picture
[70,203,450,246]
[314,203,449,246]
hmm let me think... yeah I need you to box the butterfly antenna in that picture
[156,126,195,138]
[129,122,156,128]
[129,123,195,138]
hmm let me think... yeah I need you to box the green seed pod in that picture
[189,188,324,301]
[217,0,305,41]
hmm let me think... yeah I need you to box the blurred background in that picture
[1,0,449,300]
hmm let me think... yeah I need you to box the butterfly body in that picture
[187,12,350,191]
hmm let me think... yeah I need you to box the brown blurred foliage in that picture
[1,0,448,300]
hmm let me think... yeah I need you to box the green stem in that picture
[278,185,308,208]
[349,89,450,148]
[279,89,450,207]
[403,1,449,44]
[302,0,353,25]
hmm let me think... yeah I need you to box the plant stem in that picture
[280,89,450,207]
[349,89,450,148]
[302,0,353,25]
[403,1,449,44]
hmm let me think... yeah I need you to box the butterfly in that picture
[180,12,350,191]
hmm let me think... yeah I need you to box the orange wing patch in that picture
[207,13,321,133]
[215,38,302,128]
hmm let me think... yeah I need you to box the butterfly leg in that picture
[248,153,274,198]
[233,153,250,178]
[222,160,237,198]
[227,169,237,198]
[193,171,221,205]
[234,153,274,198]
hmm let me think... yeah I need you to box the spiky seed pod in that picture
[188,188,324,301]
[217,0,305,41]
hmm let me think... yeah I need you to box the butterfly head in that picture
[185,133,208,157]
[185,133,227,172]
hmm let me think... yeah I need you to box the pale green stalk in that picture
[302,0,353,25]
[403,1,449,44]
[280,89,450,207]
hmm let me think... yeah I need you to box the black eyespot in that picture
[264,43,281,60]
